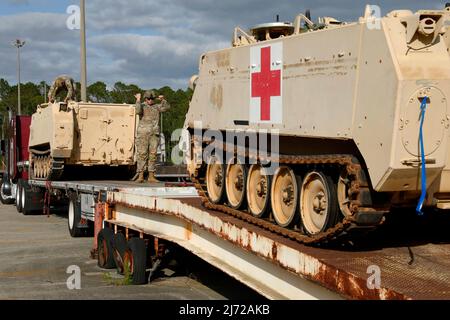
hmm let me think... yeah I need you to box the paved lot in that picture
[0,203,262,300]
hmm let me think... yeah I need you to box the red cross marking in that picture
[251,46,281,121]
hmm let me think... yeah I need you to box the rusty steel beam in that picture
[105,191,420,300]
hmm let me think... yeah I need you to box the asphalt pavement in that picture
[0,203,262,300]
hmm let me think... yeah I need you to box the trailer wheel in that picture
[21,181,34,216]
[97,228,116,269]
[87,221,95,237]
[68,193,84,237]
[123,238,147,285]
[16,183,23,213]
[113,233,128,275]
[0,180,14,205]
[14,183,19,206]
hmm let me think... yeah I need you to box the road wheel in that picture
[300,171,339,236]
[271,166,300,228]
[68,193,85,237]
[225,158,247,209]
[16,183,23,213]
[337,169,353,218]
[44,156,52,179]
[36,157,42,179]
[206,156,226,204]
[246,164,271,218]
[113,233,128,275]
[123,238,147,285]
[97,228,116,269]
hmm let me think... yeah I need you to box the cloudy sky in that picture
[0,0,446,90]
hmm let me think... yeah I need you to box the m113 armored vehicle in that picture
[29,101,137,180]
[184,5,450,244]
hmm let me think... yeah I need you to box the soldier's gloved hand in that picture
[135,93,142,102]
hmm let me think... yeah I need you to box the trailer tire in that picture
[0,179,15,205]
[87,221,95,237]
[21,181,34,216]
[16,183,23,213]
[124,238,147,285]
[113,233,128,275]
[68,193,84,238]
[14,183,19,206]
[97,228,116,269]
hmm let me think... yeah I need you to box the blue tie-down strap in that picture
[416,97,429,216]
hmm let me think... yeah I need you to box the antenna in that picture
[305,9,312,21]
[276,14,280,22]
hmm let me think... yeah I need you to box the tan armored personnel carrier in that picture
[184,5,450,243]
[29,101,137,180]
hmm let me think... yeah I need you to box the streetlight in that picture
[12,39,25,115]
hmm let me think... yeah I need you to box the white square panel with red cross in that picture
[250,42,283,124]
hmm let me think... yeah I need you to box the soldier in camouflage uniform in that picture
[134,90,170,183]
[48,75,77,103]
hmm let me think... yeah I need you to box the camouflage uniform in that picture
[48,75,77,103]
[135,97,170,174]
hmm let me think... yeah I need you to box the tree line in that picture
[0,78,193,162]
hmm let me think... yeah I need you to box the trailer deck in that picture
[28,180,197,197]
[99,185,450,300]
[24,179,450,299]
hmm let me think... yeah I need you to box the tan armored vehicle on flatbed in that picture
[184,5,450,244]
[29,101,137,180]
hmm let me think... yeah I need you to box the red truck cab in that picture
[1,111,32,205]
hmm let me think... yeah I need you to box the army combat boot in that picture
[135,172,145,183]
[147,172,160,183]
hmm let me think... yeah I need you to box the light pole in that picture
[39,82,47,103]
[13,39,25,115]
[80,0,87,102]
[160,112,165,162]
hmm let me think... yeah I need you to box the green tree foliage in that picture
[156,86,193,161]
[0,79,12,102]
[0,79,47,115]
[88,81,111,103]
[110,82,143,104]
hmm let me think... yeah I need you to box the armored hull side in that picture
[184,7,450,243]
[29,102,137,180]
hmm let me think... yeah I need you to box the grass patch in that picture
[102,260,133,286]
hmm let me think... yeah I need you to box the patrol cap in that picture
[143,90,157,100]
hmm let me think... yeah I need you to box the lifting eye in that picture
[419,17,436,36]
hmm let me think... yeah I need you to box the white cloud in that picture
[0,0,446,90]
[0,12,79,84]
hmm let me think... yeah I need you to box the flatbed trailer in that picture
[52,181,447,300]
[26,179,196,238]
